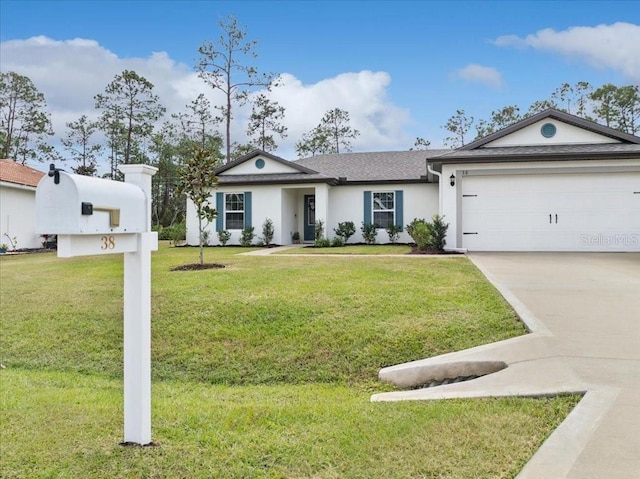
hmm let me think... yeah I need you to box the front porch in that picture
[280,184,329,244]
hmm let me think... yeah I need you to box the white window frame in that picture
[225,192,245,230]
[372,191,395,228]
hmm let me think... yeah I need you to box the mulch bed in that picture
[170,263,226,271]
[408,247,462,255]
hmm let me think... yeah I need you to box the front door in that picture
[303,195,316,241]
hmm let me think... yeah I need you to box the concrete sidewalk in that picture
[372,253,640,479]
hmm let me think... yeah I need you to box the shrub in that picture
[411,222,431,251]
[426,214,449,251]
[315,238,331,248]
[155,222,186,243]
[331,237,344,247]
[314,220,325,241]
[406,216,450,251]
[240,227,255,247]
[291,231,300,243]
[333,221,356,244]
[386,224,403,244]
[217,230,231,246]
[361,222,378,245]
[262,218,274,246]
[406,218,426,241]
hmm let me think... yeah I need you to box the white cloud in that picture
[493,22,640,82]
[0,36,412,164]
[455,64,503,89]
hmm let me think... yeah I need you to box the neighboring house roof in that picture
[295,150,449,183]
[0,159,46,187]
[459,108,640,151]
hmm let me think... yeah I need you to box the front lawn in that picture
[0,244,578,478]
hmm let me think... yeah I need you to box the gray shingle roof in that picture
[436,143,640,164]
[217,172,335,185]
[295,150,449,182]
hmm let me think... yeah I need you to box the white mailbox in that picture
[35,163,159,446]
[36,167,146,235]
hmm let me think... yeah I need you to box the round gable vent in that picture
[255,158,265,169]
[541,122,557,138]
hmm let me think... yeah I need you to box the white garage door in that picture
[461,171,640,252]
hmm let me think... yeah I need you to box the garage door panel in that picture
[461,172,640,252]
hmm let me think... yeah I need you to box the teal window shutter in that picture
[216,192,224,232]
[395,190,403,228]
[244,192,252,229]
[363,191,372,226]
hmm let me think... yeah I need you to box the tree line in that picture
[0,16,363,227]
[2,15,639,227]
[424,81,640,149]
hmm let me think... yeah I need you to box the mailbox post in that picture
[36,164,158,445]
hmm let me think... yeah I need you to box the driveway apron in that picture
[373,252,640,479]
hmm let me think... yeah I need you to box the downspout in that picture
[426,160,443,215]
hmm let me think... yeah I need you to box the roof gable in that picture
[0,159,46,188]
[216,150,318,176]
[461,109,640,150]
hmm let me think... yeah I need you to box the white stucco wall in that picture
[327,183,439,244]
[186,183,329,246]
[186,182,440,246]
[484,119,621,147]
[0,182,42,250]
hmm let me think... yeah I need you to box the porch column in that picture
[314,183,330,239]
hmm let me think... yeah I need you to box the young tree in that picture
[230,142,256,161]
[319,108,359,154]
[442,109,474,148]
[295,108,360,157]
[247,93,287,151]
[95,70,165,167]
[0,71,54,163]
[295,125,333,157]
[60,115,102,176]
[197,15,277,164]
[589,83,618,127]
[613,85,640,134]
[177,148,222,265]
[410,137,431,150]
[551,81,592,117]
[173,93,221,152]
[525,99,557,117]
[475,105,521,139]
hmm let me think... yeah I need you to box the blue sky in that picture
[1,0,639,163]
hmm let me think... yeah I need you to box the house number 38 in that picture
[101,235,116,250]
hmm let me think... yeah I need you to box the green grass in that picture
[0,244,579,478]
[278,244,413,254]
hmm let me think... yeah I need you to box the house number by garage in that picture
[101,235,116,250]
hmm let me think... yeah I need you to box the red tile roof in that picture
[0,159,46,187]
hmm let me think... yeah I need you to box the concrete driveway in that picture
[373,253,640,479]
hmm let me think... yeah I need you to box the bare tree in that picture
[197,15,277,164]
